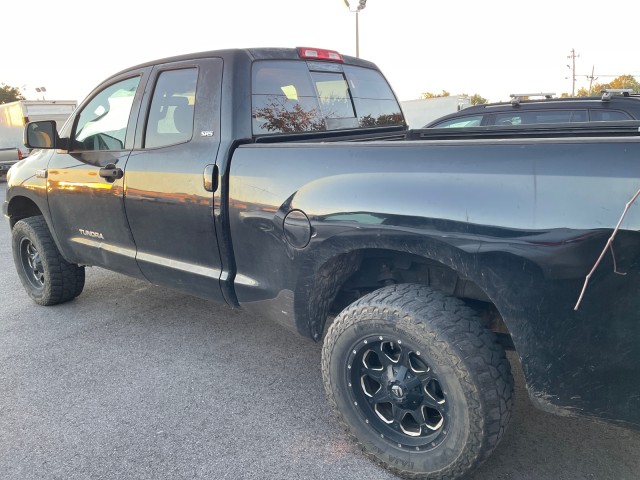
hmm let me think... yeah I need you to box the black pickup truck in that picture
[4,47,640,479]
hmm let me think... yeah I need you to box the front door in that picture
[123,59,225,301]
[47,71,150,278]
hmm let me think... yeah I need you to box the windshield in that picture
[251,60,404,135]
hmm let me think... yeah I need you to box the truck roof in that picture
[105,47,380,83]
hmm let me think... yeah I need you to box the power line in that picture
[580,73,640,77]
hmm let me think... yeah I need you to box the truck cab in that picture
[6,48,405,303]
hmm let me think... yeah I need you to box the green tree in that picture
[421,91,487,105]
[574,88,592,97]
[0,84,25,104]
[575,75,640,97]
[598,74,640,92]
[420,90,450,99]
[469,94,487,105]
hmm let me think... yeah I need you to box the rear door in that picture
[123,58,225,301]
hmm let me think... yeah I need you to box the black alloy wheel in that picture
[19,237,46,290]
[348,335,449,451]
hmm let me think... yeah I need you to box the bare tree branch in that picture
[574,187,640,311]
[609,244,627,276]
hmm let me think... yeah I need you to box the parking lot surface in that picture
[1,182,640,479]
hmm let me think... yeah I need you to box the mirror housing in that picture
[24,120,60,150]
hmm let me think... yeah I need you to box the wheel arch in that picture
[293,236,539,376]
[6,193,70,267]
[6,194,45,229]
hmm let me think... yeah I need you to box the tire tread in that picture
[12,216,85,306]
[321,283,514,480]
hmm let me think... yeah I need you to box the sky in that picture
[2,0,639,105]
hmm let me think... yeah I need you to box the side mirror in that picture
[25,120,58,149]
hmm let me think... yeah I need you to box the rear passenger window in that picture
[590,110,631,121]
[494,110,582,125]
[145,68,197,148]
[432,116,483,128]
[533,111,574,123]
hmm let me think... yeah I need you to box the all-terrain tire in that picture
[12,216,85,306]
[321,283,514,479]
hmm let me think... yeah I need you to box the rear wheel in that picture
[321,283,513,479]
[12,216,85,306]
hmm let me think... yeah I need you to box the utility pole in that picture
[567,48,580,96]
[588,65,597,94]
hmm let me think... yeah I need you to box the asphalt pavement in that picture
[1,182,639,480]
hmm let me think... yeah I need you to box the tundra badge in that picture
[79,229,104,239]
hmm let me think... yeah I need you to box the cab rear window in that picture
[252,60,403,135]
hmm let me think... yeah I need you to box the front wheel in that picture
[321,284,514,479]
[12,216,85,306]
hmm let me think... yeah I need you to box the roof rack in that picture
[601,88,633,101]
[510,93,555,105]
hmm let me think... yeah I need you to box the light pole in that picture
[343,0,367,58]
[35,86,47,101]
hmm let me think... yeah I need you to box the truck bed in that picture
[252,120,640,145]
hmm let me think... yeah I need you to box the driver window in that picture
[73,76,141,151]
